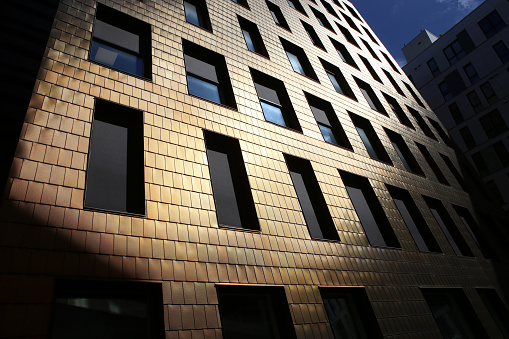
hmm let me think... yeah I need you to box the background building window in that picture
[478,10,506,39]
[438,81,453,101]
[467,90,483,112]
[480,82,498,104]
[427,58,440,77]
[493,40,509,63]
[460,126,476,149]
[448,102,464,124]
[184,0,212,30]
[204,130,259,230]
[479,109,507,138]
[90,4,151,79]
[463,63,480,84]
[238,16,269,57]
[443,40,466,65]
[85,99,144,214]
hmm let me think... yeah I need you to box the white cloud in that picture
[436,0,483,13]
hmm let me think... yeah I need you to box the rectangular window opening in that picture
[238,16,269,58]
[302,20,325,49]
[280,37,318,80]
[184,0,212,30]
[267,1,291,30]
[385,128,424,175]
[330,37,358,68]
[416,143,449,185]
[320,58,356,100]
[354,77,387,115]
[382,93,414,129]
[350,112,392,164]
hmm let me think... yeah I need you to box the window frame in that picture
[427,58,440,77]
[184,0,212,31]
[493,40,509,63]
[443,40,466,65]
[478,10,506,39]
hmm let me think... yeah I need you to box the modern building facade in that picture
[1,0,509,338]
[403,0,509,212]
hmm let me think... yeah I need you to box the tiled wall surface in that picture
[1,0,507,337]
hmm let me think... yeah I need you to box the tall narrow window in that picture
[311,7,334,32]
[480,82,498,104]
[216,285,297,339]
[345,3,362,21]
[466,91,483,113]
[479,109,507,138]
[90,4,151,79]
[493,140,509,166]
[387,185,441,252]
[421,289,488,339]
[330,38,358,68]
[428,118,454,147]
[424,196,473,257]
[427,58,440,77]
[360,38,380,61]
[382,93,414,128]
[302,20,325,49]
[287,0,306,15]
[85,99,144,215]
[184,0,212,30]
[350,112,392,164]
[404,81,425,107]
[493,40,509,63]
[472,151,489,177]
[280,38,318,80]
[440,153,469,191]
[476,289,509,338]
[320,58,356,100]
[320,288,383,339]
[443,40,466,65]
[362,26,379,45]
[453,205,497,259]
[463,63,480,84]
[267,1,291,30]
[305,92,352,149]
[320,0,339,18]
[285,154,339,240]
[238,16,269,57]
[460,126,476,149]
[204,131,259,230]
[385,128,424,175]
[407,106,437,140]
[416,142,449,185]
[359,55,382,83]
[382,69,405,96]
[251,68,302,131]
[337,23,359,47]
[340,170,400,248]
[448,102,464,124]
[439,81,453,101]
[184,40,237,108]
[231,0,249,8]
[478,10,506,39]
[382,51,400,73]
[355,77,387,115]
[342,13,360,32]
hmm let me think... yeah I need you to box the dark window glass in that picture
[350,112,392,164]
[359,55,382,82]
[404,81,425,107]
[285,154,339,240]
[345,3,362,20]
[421,289,488,339]
[251,68,302,131]
[204,131,259,230]
[493,40,509,63]
[362,26,379,45]
[337,23,359,47]
[443,40,466,65]
[453,205,497,259]
[321,59,356,100]
[460,126,476,149]
[427,58,440,77]
[355,77,387,115]
[463,63,480,84]
[302,20,325,49]
[478,10,506,39]
[340,170,400,248]
[330,38,358,68]
[184,40,237,108]
[424,196,474,257]
[479,109,507,138]
[416,143,449,185]
[439,81,453,101]
[407,106,437,140]
[288,0,306,15]
[382,51,400,73]
[239,16,269,57]
[267,1,291,30]
[385,128,424,175]
[320,0,339,18]
[448,102,463,124]
[472,151,489,176]
[85,99,144,214]
[382,69,405,95]
[232,0,249,8]
[320,288,383,339]
[428,118,454,147]
[216,285,296,339]
[383,93,414,128]
[51,280,164,339]
[311,7,334,31]
[440,153,469,192]
[360,38,380,60]
[90,4,151,79]
[476,289,509,337]
[467,91,483,112]
[485,179,504,203]
[280,38,318,80]
[184,0,212,30]
[480,82,498,104]
[493,140,509,166]
[342,13,360,32]
[387,185,441,252]
[331,0,343,9]
[305,92,352,149]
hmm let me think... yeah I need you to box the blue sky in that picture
[351,0,484,66]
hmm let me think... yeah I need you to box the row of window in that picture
[85,98,486,259]
[51,279,509,339]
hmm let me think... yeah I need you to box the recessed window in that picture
[231,0,249,8]
[311,7,334,32]
[438,81,453,101]
[382,69,405,96]
[90,4,151,79]
[238,16,269,57]
[472,151,489,177]
[440,153,469,191]
[443,40,466,65]
[463,62,480,84]
[320,0,339,18]
[320,288,383,339]
[407,106,437,139]
[337,23,359,47]
[330,38,358,68]
[448,102,463,124]
[320,58,356,100]
[479,109,507,138]
[476,289,509,337]
[473,147,503,176]
[350,112,392,164]
[387,185,441,252]
[480,81,498,104]
[267,1,291,30]
[421,289,488,338]
[359,55,382,82]
[354,77,387,115]
[280,37,318,80]
[360,38,380,61]
[204,130,259,230]
[493,40,509,63]
[362,26,378,45]
[301,20,325,49]
[424,196,474,257]
[305,92,352,149]
[345,2,362,21]
[184,0,212,30]
[288,0,307,15]
[251,68,302,131]
[385,128,424,175]
[493,140,509,166]
[428,118,454,147]
[383,93,414,128]
[85,99,144,215]
[184,40,237,108]
[485,179,504,203]
[340,170,400,248]
[467,90,483,112]
[51,280,164,339]
[285,154,340,240]
[453,205,497,259]
[342,12,360,32]
[427,58,440,77]
[460,126,476,149]
[416,142,449,185]
[331,0,343,9]
[478,10,506,39]
[382,51,400,73]
[403,81,425,107]
[216,285,296,339]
